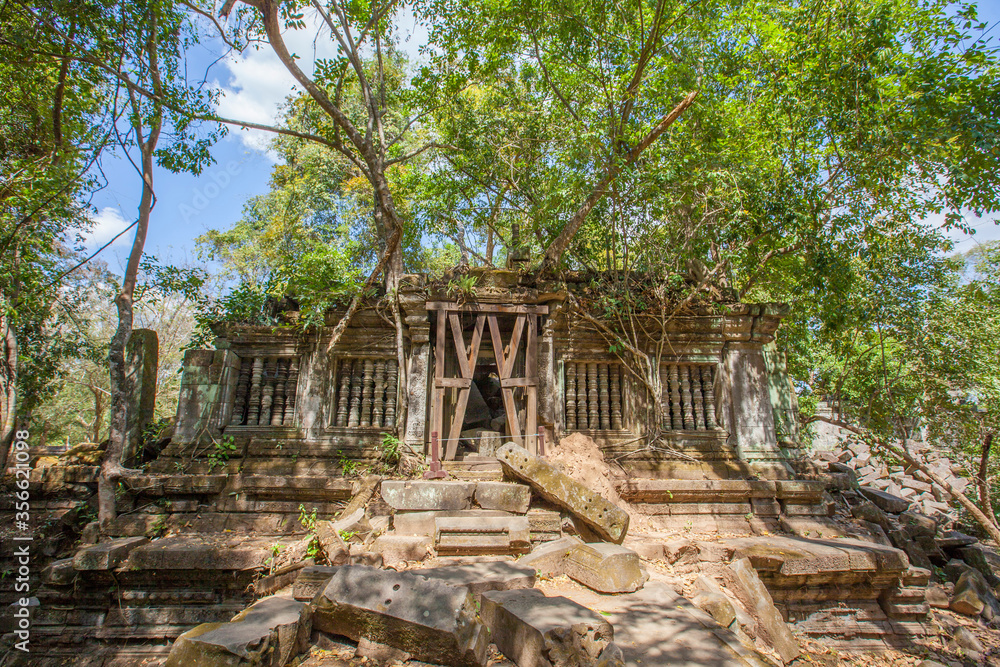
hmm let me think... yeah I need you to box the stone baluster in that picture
[565,363,577,431]
[247,357,264,425]
[260,357,277,425]
[348,360,362,427]
[669,364,682,429]
[691,364,705,430]
[680,364,695,429]
[598,363,611,429]
[610,364,622,430]
[336,359,351,426]
[701,365,717,428]
[576,363,589,429]
[231,357,252,425]
[360,359,375,427]
[270,359,287,426]
[384,361,398,428]
[372,360,387,428]
[587,363,599,430]
[283,357,299,426]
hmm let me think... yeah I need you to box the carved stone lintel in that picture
[610,364,622,430]
[565,363,577,431]
[598,363,611,430]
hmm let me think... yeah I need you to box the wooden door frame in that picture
[426,301,548,458]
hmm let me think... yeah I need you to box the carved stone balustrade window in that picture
[231,355,300,427]
[564,362,625,431]
[333,357,398,429]
[660,363,718,431]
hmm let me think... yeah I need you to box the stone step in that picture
[618,478,827,504]
[435,515,532,556]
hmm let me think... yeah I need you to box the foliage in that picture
[206,435,237,471]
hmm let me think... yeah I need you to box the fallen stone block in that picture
[496,442,629,543]
[475,481,532,513]
[563,542,648,594]
[480,588,615,667]
[294,565,338,601]
[435,516,531,555]
[380,480,475,511]
[951,568,1000,618]
[860,487,911,514]
[165,596,311,667]
[723,558,800,664]
[956,545,1000,587]
[692,576,737,628]
[518,536,585,576]
[313,565,488,667]
[370,534,432,565]
[937,530,978,549]
[416,561,536,599]
[73,537,148,571]
[925,583,950,608]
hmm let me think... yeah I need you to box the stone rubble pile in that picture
[814,440,969,520]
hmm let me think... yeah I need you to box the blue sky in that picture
[83,2,1000,273]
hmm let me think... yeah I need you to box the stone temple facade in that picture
[157,269,805,481]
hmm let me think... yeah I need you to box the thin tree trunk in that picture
[979,430,996,527]
[538,91,697,273]
[0,309,17,471]
[808,415,1000,545]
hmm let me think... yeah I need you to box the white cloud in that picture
[213,13,340,155]
[212,8,430,156]
[86,207,133,249]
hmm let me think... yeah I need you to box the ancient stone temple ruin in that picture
[160,269,804,484]
[18,268,994,667]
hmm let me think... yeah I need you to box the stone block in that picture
[724,558,800,663]
[371,534,433,565]
[956,545,1000,587]
[691,576,737,628]
[480,588,615,667]
[125,535,291,571]
[416,561,536,599]
[315,522,350,565]
[294,566,338,601]
[73,537,148,571]
[925,584,950,609]
[435,516,531,556]
[898,511,937,538]
[860,487,911,513]
[392,509,510,535]
[41,558,76,586]
[496,442,629,543]
[475,481,531,513]
[380,480,475,511]
[165,596,311,667]
[517,536,585,577]
[563,542,648,594]
[356,637,412,663]
[312,565,488,667]
[937,530,978,549]
[951,568,1000,617]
